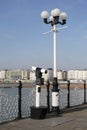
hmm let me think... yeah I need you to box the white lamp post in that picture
[41,8,67,113]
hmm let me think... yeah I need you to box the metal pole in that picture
[18,81,22,119]
[83,80,86,104]
[46,81,50,112]
[52,25,60,113]
[53,24,57,77]
[67,80,70,108]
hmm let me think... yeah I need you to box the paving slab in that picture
[41,117,73,126]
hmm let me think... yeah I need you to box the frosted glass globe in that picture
[49,16,54,22]
[41,11,49,19]
[51,8,61,17]
[60,12,67,20]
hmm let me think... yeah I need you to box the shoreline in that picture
[0,83,86,90]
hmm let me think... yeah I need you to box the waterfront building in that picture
[30,70,36,81]
[21,70,30,80]
[6,69,30,81]
[1,68,87,83]
[0,70,6,80]
[67,70,87,80]
[57,70,67,81]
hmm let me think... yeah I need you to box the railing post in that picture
[67,80,70,108]
[46,80,50,113]
[83,80,86,104]
[18,80,22,119]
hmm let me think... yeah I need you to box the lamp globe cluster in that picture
[41,8,67,25]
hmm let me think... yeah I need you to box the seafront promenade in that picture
[1,105,87,130]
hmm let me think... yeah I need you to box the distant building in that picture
[0,70,6,79]
[30,70,36,81]
[21,70,30,80]
[57,70,67,81]
[1,68,87,83]
[6,69,29,80]
[67,70,87,80]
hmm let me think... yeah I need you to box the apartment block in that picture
[0,70,6,79]
[67,70,87,80]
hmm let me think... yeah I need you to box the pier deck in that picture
[0,106,87,130]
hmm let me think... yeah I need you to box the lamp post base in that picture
[52,77,60,114]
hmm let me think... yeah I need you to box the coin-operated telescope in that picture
[30,66,47,119]
[32,66,47,85]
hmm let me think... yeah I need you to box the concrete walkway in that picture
[1,107,87,130]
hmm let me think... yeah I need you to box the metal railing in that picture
[59,81,87,109]
[0,80,87,123]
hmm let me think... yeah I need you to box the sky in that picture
[0,0,87,70]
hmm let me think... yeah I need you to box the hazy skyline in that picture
[0,0,87,70]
